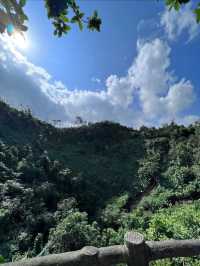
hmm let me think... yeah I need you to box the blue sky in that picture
[24,0,162,90]
[0,0,200,127]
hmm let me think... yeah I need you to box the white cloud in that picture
[106,75,134,108]
[0,36,68,122]
[129,39,171,117]
[0,34,197,128]
[128,39,195,123]
[161,3,200,41]
[91,77,101,84]
[0,36,140,126]
[163,79,195,115]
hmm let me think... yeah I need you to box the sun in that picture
[12,32,29,50]
[0,22,29,51]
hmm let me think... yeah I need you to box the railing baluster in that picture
[125,232,149,266]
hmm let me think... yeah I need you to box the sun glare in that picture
[12,32,29,50]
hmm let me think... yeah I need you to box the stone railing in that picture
[2,232,200,266]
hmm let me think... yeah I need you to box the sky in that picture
[0,0,200,128]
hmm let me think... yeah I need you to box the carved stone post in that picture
[124,231,149,266]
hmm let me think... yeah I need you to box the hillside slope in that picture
[0,100,145,212]
[0,100,200,265]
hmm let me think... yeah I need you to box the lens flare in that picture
[6,23,14,35]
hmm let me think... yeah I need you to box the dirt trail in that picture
[125,179,200,212]
[125,178,157,211]
[167,191,200,206]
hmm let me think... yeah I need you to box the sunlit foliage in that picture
[0,100,200,265]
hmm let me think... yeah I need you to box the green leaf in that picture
[0,255,5,264]
[64,24,71,32]
[93,10,98,18]
[71,16,79,23]
[78,21,83,31]
[59,14,69,23]
[165,0,180,11]
[87,10,101,32]
[79,12,84,19]
[174,2,180,10]
[19,0,27,7]
[20,12,29,22]
[194,7,200,23]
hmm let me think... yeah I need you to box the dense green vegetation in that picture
[0,100,200,265]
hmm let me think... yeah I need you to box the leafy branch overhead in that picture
[0,0,199,37]
[44,0,102,37]
[0,0,28,33]
[0,0,102,37]
[166,0,200,22]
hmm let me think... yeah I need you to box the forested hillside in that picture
[0,100,200,265]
